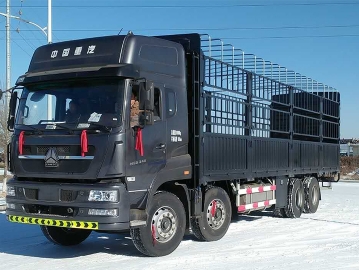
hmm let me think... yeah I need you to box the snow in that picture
[1,182,359,269]
[0,169,12,176]
[0,182,4,206]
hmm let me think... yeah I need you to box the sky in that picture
[0,0,358,138]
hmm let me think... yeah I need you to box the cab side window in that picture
[153,88,161,121]
[166,89,176,118]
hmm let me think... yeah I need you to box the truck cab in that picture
[6,33,192,255]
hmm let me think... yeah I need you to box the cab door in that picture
[125,86,167,189]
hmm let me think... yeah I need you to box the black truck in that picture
[5,33,340,256]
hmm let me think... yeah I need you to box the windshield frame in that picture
[15,78,127,131]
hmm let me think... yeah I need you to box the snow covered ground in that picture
[1,182,359,270]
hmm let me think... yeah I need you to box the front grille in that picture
[24,204,76,217]
[22,146,31,155]
[60,190,78,202]
[24,188,38,200]
[22,145,95,156]
[38,146,70,155]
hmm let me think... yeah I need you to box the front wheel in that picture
[191,187,232,241]
[130,191,186,257]
[41,226,91,246]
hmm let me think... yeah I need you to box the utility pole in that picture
[48,0,52,43]
[5,0,10,97]
[2,0,10,190]
[47,0,52,119]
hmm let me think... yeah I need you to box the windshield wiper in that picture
[38,120,75,134]
[16,124,43,134]
[87,122,112,132]
[52,123,75,134]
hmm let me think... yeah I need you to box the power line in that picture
[14,27,37,50]
[13,29,36,50]
[12,38,32,57]
[21,0,61,42]
[1,24,359,32]
[8,2,359,8]
[2,33,359,41]
[220,34,359,39]
[22,21,45,47]
[14,1,43,50]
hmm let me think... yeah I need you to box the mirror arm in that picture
[134,78,146,84]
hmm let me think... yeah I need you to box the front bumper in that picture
[6,179,130,231]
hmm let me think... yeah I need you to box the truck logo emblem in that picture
[44,147,59,168]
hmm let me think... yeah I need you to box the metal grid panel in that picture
[200,35,339,143]
[201,34,339,101]
[203,91,247,135]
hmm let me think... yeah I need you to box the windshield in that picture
[16,79,125,129]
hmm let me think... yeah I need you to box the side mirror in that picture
[0,89,3,100]
[7,91,18,131]
[139,81,154,112]
[139,110,154,126]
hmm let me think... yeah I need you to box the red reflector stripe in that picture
[135,128,144,156]
[81,130,88,157]
[237,199,276,212]
[19,131,25,155]
[238,185,276,195]
[238,205,246,212]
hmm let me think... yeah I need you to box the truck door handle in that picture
[155,143,166,149]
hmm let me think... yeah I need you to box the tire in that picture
[41,226,91,246]
[130,191,186,257]
[284,178,304,218]
[191,187,232,241]
[303,177,320,214]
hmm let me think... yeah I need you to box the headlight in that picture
[88,208,118,216]
[88,190,118,202]
[7,186,15,197]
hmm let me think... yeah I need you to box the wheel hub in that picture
[311,185,319,205]
[295,188,304,209]
[206,199,226,230]
[151,207,177,243]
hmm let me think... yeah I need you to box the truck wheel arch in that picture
[145,178,190,229]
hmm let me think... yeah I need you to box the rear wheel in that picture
[191,187,232,241]
[130,191,186,257]
[284,178,304,218]
[41,226,91,246]
[303,177,320,213]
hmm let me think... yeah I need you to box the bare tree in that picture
[0,83,12,193]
